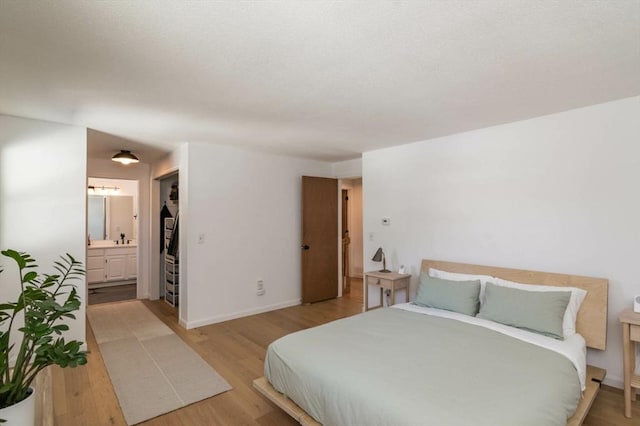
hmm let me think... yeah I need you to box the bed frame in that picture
[254,259,609,426]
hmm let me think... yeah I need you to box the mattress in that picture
[264,304,584,426]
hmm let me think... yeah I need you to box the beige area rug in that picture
[87,301,232,425]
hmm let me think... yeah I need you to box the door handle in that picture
[301,245,310,250]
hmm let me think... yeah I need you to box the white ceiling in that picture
[1,2,639,162]
[87,129,169,164]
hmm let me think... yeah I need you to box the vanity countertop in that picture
[88,241,137,249]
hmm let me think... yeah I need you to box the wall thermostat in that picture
[634,295,640,313]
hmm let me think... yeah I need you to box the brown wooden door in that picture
[301,176,338,303]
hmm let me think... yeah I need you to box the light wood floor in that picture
[53,278,638,425]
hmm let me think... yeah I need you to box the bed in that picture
[254,259,608,426]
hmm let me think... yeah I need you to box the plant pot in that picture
[0,388,35,426]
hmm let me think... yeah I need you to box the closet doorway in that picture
[158,173,179,310]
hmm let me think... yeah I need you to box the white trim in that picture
[154,167,179,181]
[88,280,136,289]
[337,180,343,298]
[183,299,302,329]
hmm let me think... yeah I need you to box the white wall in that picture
[363,96,640,388]
[88,177,138,197]
[88,158,151,299]
[0,115,87,346]
[152,150,181,180]
[182,143,332,328]
[333,158,362,178]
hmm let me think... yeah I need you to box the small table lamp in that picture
[372,247,390,273]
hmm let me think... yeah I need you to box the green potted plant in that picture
[0,250,88,424]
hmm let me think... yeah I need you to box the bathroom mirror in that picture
[88,195,135,241]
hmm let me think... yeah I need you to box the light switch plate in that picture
[634,295,640,313]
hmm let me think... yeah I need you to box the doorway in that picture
[300,176,364,305]
[158,173,179,310]
[342,189,350,294]
[87,177,140,305]
[340,178,363,303]
[301,176,339,304]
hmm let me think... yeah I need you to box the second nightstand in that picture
[620,308,640,418]
[364,271,411,311]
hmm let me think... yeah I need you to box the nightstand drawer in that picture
[367,276,385,287]
[631,324,640,342]
[394,277,410,289]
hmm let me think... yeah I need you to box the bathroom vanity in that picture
[87,242,137,288]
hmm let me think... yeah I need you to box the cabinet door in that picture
[126,255,137,279]
[105,255,126,281]
[87,255,106,283]
[87,255,104,270]
[87,268,106,283]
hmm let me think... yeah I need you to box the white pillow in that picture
[428,268,496,305]
[493,277,587,339]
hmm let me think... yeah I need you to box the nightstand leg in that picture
[364,278,369,311]
[623,323,631,418]
[632,339,637,403]
[629,337,636,403]
[390,286,395,307]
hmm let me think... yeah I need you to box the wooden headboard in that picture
[420,259,609,350]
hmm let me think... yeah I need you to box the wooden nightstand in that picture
[364,271,411,311]
[619,308,640,418]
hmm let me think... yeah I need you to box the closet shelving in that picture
[164,217,179,306]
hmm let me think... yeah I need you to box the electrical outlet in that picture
[257,279,265,296]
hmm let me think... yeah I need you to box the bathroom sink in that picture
[89,240,137,248]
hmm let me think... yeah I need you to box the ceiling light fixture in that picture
[111,150,139,165]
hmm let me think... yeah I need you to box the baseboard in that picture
[179,317,188,329]
[184,299,302,329]
[602,374,623,389]
[88,280,136,289]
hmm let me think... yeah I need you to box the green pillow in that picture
[477,283,571,340]
[415,274,481,316]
